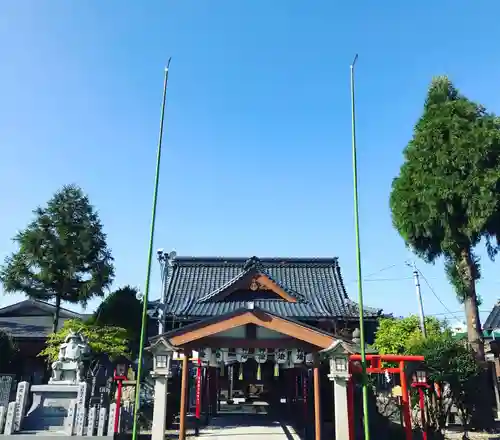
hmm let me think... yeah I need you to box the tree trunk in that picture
[460,250,495,430]
[52,294,61,334]
[460,249,485,360]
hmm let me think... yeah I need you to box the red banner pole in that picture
[195,359,202,419]
[303,372,308,421]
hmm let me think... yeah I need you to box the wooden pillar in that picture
[313,364,321,440]
[399,360,412,440]
[179,352,190,440]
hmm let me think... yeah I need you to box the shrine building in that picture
[148,255,383,440]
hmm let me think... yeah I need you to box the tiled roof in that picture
[159,256,382,320]
[0,299,86,339]
[0,316,76,339]
[484,302,500,331]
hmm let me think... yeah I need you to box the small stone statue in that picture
[49,330,90,384]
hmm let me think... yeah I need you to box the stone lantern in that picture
[148,337,175,440]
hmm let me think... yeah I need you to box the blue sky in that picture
[1,1,500,326]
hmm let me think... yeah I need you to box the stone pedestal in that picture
[331,377,349,440]
[151,373,170,440]
[22,384,79,433]
[97,406,107,436]
[14,381,30,431]
[0,405,7,434]
[3,401,15,435]
[87,405,97,436]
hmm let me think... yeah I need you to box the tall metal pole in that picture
[412,262,426,337]
[131,58,171,440]
[350,53,371,440]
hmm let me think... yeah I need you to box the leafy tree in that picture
[39,318,130,363]
[408,334,482,435]
[374,315,446,355]
[0,185,115,333]
[0,329,18,371]
[390,76,500,359]
[90,285,142,355]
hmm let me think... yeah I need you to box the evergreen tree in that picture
[91,285,142,356]
[0,184,115,332]
[390,76,500,359]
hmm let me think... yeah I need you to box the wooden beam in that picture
[185,336,317,350]
[254,274,297,303]
[169,309,334,349]
[179,352,189,440]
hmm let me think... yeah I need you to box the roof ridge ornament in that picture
[243,256,262,271]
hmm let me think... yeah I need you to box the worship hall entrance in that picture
[149,306,355,440]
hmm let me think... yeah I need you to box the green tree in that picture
[0,185,115,333]
[90,285,142,355]
[390,76,500,359]
[39,318,130,362]
[0,329,18,372]
[374,315,446,355]
[408,334,481,435]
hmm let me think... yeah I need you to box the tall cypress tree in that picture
[1,184,115,332]
[390,76,500,360]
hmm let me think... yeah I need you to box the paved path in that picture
[198,415,301,440]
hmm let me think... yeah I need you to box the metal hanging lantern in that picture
[255,348,267,381]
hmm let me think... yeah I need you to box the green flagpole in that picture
[350,54,370,440]
[131,58,171,440]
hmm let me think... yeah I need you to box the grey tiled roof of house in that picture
[0,316,75,338]
[484,301,500,331]
[157,256,382,319]
[0,299,86,339]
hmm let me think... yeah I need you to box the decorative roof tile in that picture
[197,257,306,303]
[159,256,382,320]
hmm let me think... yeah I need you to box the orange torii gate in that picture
[348,354,425,440]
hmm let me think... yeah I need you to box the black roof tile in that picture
[159,256,381,320]
[484,302,500,330]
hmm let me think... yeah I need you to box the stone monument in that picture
[21,331,91,434]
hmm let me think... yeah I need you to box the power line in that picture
[417,269,464,323]
[363,264,399,279]
[427,310,491,317]
[364,277,413,282]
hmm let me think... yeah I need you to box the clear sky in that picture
[1,1,500,326]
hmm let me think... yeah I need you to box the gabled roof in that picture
[0,299,82,318]
[151,306,339,350]
[197,256,304,303]
[0,299,85,339]
[158,255,382,320]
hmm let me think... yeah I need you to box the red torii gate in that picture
[348,354,425,440]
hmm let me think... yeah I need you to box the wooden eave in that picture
[156,307,336,350]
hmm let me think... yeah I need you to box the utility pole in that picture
[407,261,426,337]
